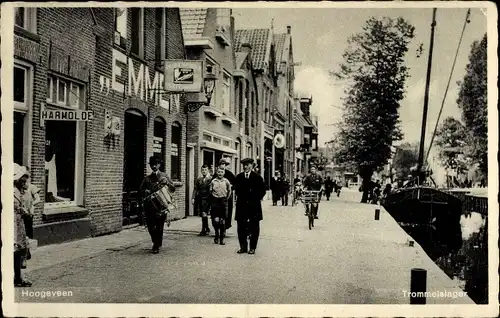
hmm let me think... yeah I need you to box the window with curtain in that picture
[171,122,182,180]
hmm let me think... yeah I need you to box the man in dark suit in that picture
[140,156,176,254]
[234,158,266,255]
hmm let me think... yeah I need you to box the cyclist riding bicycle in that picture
[302,165,323,219]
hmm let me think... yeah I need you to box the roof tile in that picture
[274,33,287,67]
[179,8,208,39]
[234,28,271,70]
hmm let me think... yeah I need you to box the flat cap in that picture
[241,158,254,165]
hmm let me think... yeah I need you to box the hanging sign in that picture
[273,133,285,149]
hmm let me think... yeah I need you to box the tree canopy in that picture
[331,17,415,186]
[434,117,471,174]
[456,33,487,179]
[392,142,419,180]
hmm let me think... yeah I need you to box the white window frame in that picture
[130,8,145,58]
[115,8,128,38]
[14,7,37,33]
[222,71,231,115]
[44,74,86,208]
[14,64,28,112]
[14,60,34,166]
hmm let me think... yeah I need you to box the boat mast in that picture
[416,8,437,185]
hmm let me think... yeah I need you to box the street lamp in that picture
[186,66,217,113]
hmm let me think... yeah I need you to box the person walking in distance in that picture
[324,175,334,201]
[192,165,212,236]
[140,156,176,254]
[270,171,282,206]
[210,166,232,245]
[281,174,290,206]
[302,165,323,219]
[234,158,266,255]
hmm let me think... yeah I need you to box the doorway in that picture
[123,109,146,225]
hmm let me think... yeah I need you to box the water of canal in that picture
[400,207,488,304]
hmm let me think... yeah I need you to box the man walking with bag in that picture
[234,158,266,255]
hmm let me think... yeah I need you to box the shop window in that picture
[45,74,85,206]
[15,7,36,33]
[153,117,166,172]
[14,111,26,166]
[114,8,127,38]
[130,8,144,58]
[171,122,181,180]
[203,150,215,175]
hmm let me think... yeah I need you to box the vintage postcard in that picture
[1,1,498,317]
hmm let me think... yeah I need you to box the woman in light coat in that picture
[14,163,33,287]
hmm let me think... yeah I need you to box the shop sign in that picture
[40,104,94,127]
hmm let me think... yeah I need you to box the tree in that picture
[456,33,487,182]
[392,142,419,181]
[331,17,415,202]
[434,117,471,186]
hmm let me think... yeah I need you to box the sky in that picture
[233,6,488,153]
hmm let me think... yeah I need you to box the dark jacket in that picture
[303,173,323,191]
[234,171,266,221]
[140,171,175,212]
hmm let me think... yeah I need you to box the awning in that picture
[200,141,237,154]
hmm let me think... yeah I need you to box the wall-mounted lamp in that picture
[186,65,218,113]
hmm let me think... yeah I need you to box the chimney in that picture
[287,26,291,34]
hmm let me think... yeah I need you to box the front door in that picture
[123,109,146,225]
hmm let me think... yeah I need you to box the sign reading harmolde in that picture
[41,109,94,121]
[40,103,94,128]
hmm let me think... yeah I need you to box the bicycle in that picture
[301,190,322,230]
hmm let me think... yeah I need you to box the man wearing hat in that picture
[140,156,176,254]
[13,163,32,287]
[213,157,236,230]
[234,158,266,255]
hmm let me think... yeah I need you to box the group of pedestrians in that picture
[270,171,291,206]
[13,163,41,287]
[189,157,266,255]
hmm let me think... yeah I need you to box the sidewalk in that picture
[27,216,202,273]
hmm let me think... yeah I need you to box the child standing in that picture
[210,166,232,245]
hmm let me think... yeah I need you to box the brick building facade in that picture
[13,7,188,246]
